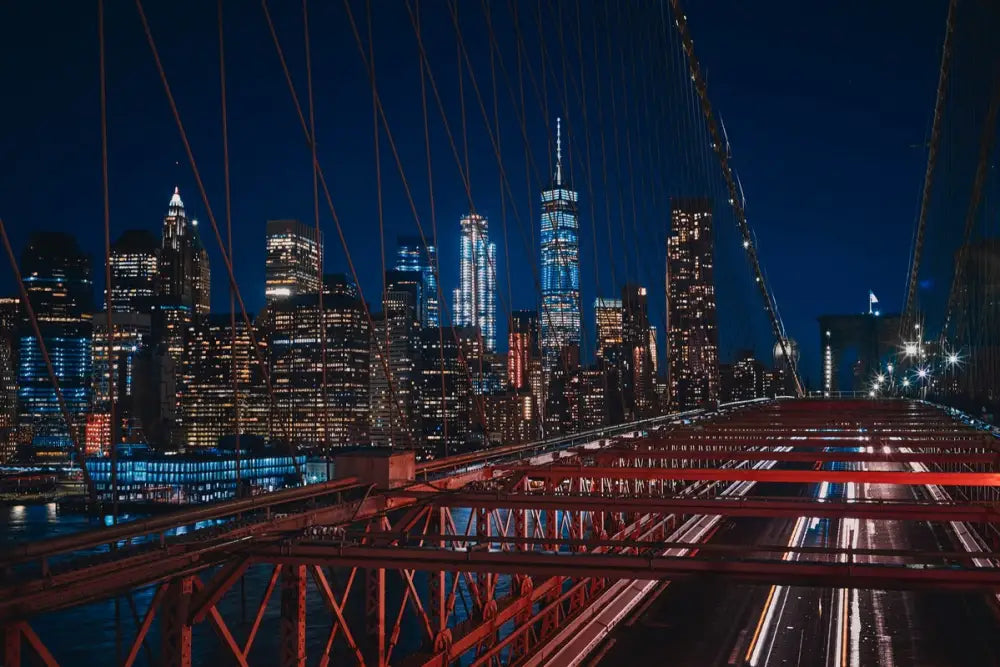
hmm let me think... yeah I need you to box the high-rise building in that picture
[108,230,159,314]
[396,236,439,328]
[595,297,622,359]
[649,325,659,375]
[270,289,370,448]
[17,232,94,451]
[180,315,265,448]
[578,367,607,430]
[622,284,654,419]
[265,219,322,304]
[540,118,581,367]
[370,271,421,448]
[417,327,470,457]
[157,188,209,360]
[0,297,19,463]
[508,310,538,390]
[720,350,766,402]
[453,214,497,352]
[667,197,719,410]
[483,390,536,446]
[91,311,152,441]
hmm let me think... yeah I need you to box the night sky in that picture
[0,1,955,385]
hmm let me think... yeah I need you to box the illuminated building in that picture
[17,232,94,451]
[483,390,536,446]
[265,219,322,304]
[453,214,497,351]
[0,297,18,462]
[396,236,439,327]
[595,297,622,359]
[649,325,658,375]
[270,289,370,448]
[84,412,110,456]
[622,284,653,418]
[417,327,470,457]
[91,312,151,440]
[720,350,766,402]
[157,188,209,361]
[667,197,719,410]
[508,310,538,390]
[88,449,305,503]
[578,368,607,430]
[370,272,420,448]
[108,230,158,313]
[540,118,581,368]
[180,315,266,448]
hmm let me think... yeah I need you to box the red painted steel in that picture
[510,465,1000,486]
[587,448,1000,465]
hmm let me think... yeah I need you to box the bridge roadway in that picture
[3,398,1000,666]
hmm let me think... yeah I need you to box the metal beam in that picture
[509,466,1000,486]
[247,545,1000,592]
[420,492,1000,522]
[586,448,1000,465]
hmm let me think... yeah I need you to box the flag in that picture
[869,291,879,305]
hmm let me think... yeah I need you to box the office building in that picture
[417,327,470,457]
[540,118,581,367]
[108,230,159,314]
[396,236,440,327]
[453,214,497,352]
[180,315,266,448]
[508,310,538,390]
[17,232,94,451]
[369,271,421,448]
[0,298,18,462]
[157,188,209,360]
[667,197,719,410]
[622,284,654,419]
[265,219,322,303]
[595,297,622,359]
[483,390,536,446]
[91,312,152,441]
[720,350,766,402]
[270,289,370,448]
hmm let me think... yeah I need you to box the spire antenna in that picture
[555,117,563,186]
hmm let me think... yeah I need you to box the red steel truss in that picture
[2,398,999,666]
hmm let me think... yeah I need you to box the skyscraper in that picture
[540,118,581,367]
[453,214,497,351]
[156,188,208,361]
[180,315,264,448]
[0,298,18,463]
[370,271,421,448]
[508,310,538,390]
[91,311,151,438]
[396,236,439,328]
[108,230,159,314]
[667,197,719,410]
[595,297,623,359]
[416,327,470,457]
[270,289,370,448]
[622,284,653,418]
[17,232,94,451]
[265,219,322,304]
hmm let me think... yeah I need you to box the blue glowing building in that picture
[396,236,440,328]
[452,214,497,352]
[17,232,94,452]
[540,118,581,368]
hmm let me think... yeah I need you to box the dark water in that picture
[2,503,508,665]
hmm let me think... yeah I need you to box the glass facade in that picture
[396,236,440,328]
[88,452,306,503]
[540,119,581,367]
[108,230,158,314]
[452,214,497,352]
[17,233,94,451]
